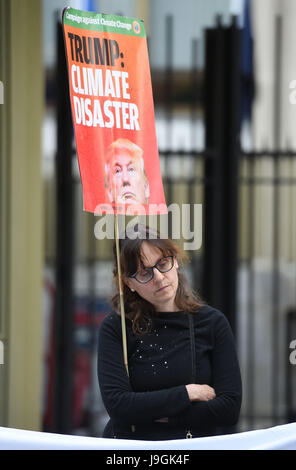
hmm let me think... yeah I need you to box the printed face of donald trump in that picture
[104,139,150,205]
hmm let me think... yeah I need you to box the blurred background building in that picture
[0,0,296,437]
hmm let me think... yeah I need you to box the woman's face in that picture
[125,241,179,312]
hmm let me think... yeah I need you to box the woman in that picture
[97,224,242,440]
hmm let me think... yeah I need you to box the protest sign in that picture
[63,8,167,215]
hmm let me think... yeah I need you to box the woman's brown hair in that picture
[111,224,204,335]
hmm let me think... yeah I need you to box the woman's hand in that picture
[186,384,216,402]
[154,385,215,422]
[154,384,215,422]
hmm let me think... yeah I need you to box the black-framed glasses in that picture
[129,256,174,284]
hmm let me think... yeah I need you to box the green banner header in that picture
[63,7,146,37]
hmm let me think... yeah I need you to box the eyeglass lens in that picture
[134,256,173,283]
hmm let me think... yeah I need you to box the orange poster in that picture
[62,7,167,215]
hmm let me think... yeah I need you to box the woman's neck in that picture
[155,301,179,313]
